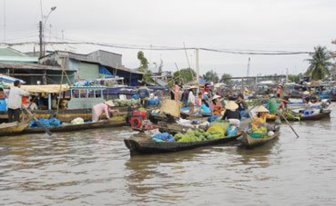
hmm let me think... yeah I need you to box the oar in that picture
[23,107,53,136]
[277,111,299,138]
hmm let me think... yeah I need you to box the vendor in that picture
[222,100,240,127]
[92,100,118,122]
[199,99,211,115]
[236,93,249,118]
[251,105,273,132]
[7,80,30,122]
[187,86,197,115]
[211,95,223,116]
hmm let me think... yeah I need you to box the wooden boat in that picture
[23,118,126,134]
[239,127,280,148]
[267,109,331,122]
[0,122,29,136]
[124,131,242,155]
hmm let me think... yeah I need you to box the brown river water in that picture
[1,104,336,206]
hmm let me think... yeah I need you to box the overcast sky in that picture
[1,0,336,76]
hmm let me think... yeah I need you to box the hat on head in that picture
[255,105,269,113]
[225,101,239,111]
[189,85,198,89]
[105,100,115,107]
[212,95,222,101]
[303,91,310,95]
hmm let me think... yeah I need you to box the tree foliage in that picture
[137,51,152,83]
[288,73,302,83]
[203,70,219,83]
[220,73,232,84]
[305,46,332,80]
[173,68,196,84]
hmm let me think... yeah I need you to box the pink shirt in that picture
[92,103,110,122]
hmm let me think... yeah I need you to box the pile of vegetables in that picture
[174,128,223,142]
[114,99,139,107]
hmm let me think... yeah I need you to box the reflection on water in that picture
[0,107,335,205]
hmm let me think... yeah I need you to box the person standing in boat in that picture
[92,100,118,122]
[7,80,30,122]
[187,86,197,115]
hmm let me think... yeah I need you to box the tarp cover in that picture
[21,84,70,93]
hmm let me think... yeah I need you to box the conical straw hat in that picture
[226,101,238,111]
[105,100,115,107]
[255,105,269,113]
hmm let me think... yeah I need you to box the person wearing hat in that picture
[92,100,118,122]
[222,100,241,127]
[211,95,223,116]
[187,86,197,115]
[251,105,273,132]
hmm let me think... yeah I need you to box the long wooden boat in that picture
[23,118,126,134]
[0,108,130,123]
[0,122,29,136]
[267,109,331,122]
[239,128,280,148]
[124,132,242,155]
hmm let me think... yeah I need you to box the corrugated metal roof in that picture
[42,50,143,75]
[0,63,75,71]
[0,47,27,57]
[0,56,38,63]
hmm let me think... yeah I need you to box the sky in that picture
[1,0,336,77]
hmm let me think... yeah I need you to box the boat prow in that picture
[240,128,280,149]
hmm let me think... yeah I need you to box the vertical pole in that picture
[42,70,47,84]
[195,48,200,85]
[3,0,6,42]
[48,93,52,110]
[39,21,43,58]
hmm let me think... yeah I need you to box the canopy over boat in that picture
[21,84,70,93]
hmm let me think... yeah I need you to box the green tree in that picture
[288,73,302,83]
[137,51,152,82]
[305,46,332,80]
[173,68,196,84]
[203,70,219,83]
[220,73,232,84]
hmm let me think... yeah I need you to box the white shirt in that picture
[188,91,196,105]
[7,87,30,109]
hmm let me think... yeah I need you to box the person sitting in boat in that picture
[211,95,223,116]
[92,100,118,122]
[138,84,150,107]
[222,100,241,127]
[0,87,6,99]
[236,93,249,119]
[308,96,322,109]
[199,99,211,115]
[251,105,274,133]
[276,84,283,98]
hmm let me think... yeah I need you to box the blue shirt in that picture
[200,104,211,114]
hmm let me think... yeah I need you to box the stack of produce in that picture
[174,128,225,142]
[114,99,139,107]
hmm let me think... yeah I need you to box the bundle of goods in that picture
[114,99,140,107]
[173,121,237,143]
[152,132,175,142]
[29,118,62,128]
[147,98,160,106]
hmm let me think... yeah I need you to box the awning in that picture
[21,84,70,93]
[0,74,25,84]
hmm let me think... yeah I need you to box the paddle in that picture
[277,111,299,138]
[23,107,53,136]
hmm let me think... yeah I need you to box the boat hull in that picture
[124,132,242,155]
[240,129,280,148]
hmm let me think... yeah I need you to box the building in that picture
[0,47,75,85]
[40,50,143,86]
